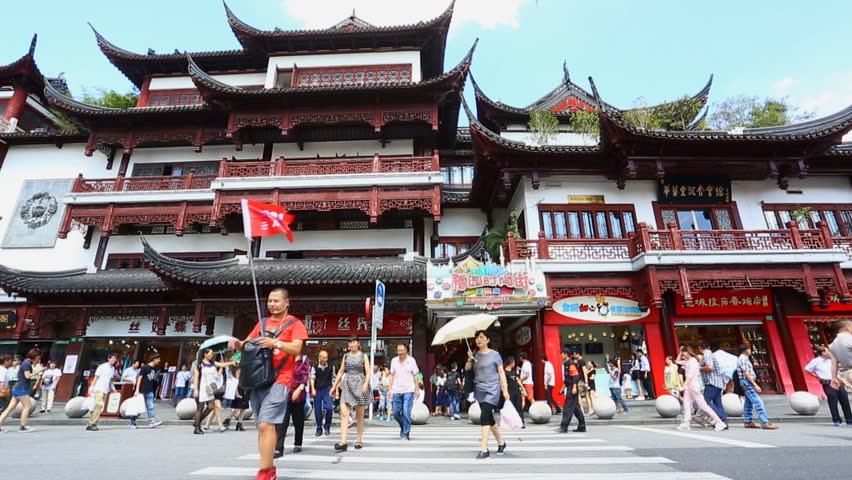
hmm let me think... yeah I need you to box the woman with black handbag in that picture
[466,330,510,459]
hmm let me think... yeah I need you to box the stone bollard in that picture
[468,402,481,425]
[411,402,430,425]
[655,395,680,418]
[528,401,553,424]
[64,396,89,418]
[722,393,744,417]
[789,391,820,415]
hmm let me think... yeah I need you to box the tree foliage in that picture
[80,87,140,109]
[485,211,521,261]
[622,95,704,131]
[568,110,600,144]
[527,109,559,145]
[707,95,814,131]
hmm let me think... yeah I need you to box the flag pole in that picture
[247,237,264,329]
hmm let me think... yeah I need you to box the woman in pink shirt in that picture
[677,345,727,432]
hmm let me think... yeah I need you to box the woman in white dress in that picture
[192,348,233,435]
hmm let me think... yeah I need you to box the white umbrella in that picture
[431,314,498,346]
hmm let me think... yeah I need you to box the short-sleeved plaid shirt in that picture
[699,349,727,389]
[737,354,756,384]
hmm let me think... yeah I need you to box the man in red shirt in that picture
[230,288,308,480]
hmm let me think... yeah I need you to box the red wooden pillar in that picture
[763,318,795,395]
[783,314,824,397]
[3,88,28,122]
[543,324,564,405]
[55,339,85,402]
[643,319,667,399]
[771,292,811,393]
[93,234,110,270]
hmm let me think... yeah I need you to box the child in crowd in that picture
[621,371,633,400]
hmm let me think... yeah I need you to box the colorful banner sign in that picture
[810,294,852,313]
[426,257,548,310]
[299,313,412,337]
[675,289,772,315]
[552,295,649,323]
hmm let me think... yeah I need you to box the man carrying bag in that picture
[229,288,308,480]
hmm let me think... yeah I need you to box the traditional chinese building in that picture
[466,69,852,399]
[0,2,479,402]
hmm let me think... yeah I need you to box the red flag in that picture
[241,199,295,242]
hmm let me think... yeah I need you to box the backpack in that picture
[239,317,297,391]
[446,370,460,391]
[731,369,746,396]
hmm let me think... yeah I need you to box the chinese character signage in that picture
[810,294,852,313]
[658,175,731,205]
[426,257,548,310]
[298,313,412,337]
[552,296,650,323]
[0,310,17,329]
[675,289,772,315]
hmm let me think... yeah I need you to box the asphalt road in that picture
[2,421,850,479]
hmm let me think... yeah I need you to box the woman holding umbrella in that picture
[466,330,510,459]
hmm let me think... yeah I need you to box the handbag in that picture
[0,386,9,398]
[239,317,297,391]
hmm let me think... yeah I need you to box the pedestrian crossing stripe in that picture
[221,454,675,465]
[238,445,633,457]
[190,468,731,479]
[303,438,605,445]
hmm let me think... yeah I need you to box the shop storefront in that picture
[299,312,414,367]
[544,294,665,400]
[673,289,789,395]
[426,256,549,384]
[800,295,852,351]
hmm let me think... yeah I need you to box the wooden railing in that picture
[72,170,216,193]
[218,153,439,177]
[506,221,850,261]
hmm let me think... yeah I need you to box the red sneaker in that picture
[256,467,277,480]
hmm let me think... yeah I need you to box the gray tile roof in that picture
[0,265,168,295]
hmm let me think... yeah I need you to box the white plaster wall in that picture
[272,139,413,159]
[128,144,264,168]
[265,51,422,88]
[439,209,486,236]
[261,229,414,253]
[0,143,111,271]
[732,177,852,229]
[510,176,658,238]
[148,72,267,90]
[105,233,247,258]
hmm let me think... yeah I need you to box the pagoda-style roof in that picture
[473,62,713,132]
[43,79,223,128]
[225,1,454,79]
[0,264,168,295]
[0,34,48,103]
[0,130,87,146]
[89,23,266,88]
[143,238,424,286]
[187,39,475,104]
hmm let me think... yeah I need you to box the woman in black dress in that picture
[503,356,525,428]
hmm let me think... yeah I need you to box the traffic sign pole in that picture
[369,280,385,420]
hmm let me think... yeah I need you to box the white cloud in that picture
[771,76,796,92]
[281,0,532,33]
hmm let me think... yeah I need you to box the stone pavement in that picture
[18,395,837,427]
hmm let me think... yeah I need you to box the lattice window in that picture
[339,220,369,230]
[441,165,474,186]
[762,204,852,237]
[148,90,204,107]
[433,236,478,258]
[539,204,637,239]
[292,64,413,87]
[655,203,740,230]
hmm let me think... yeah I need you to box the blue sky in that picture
[4,0,851,119]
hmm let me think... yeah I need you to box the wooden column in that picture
[658,292,678,358]
[531,311,546,401]
[117,152,132,177]
[93,234,110,270]
[413,217,425,256]
[54,340,85,402]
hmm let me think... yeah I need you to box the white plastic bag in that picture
[714,350,738,382]
[125,394,145,418]
[500,401,523,430]
[84,394,96,412]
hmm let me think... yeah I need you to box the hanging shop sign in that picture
[552,295,649,323]
[426,256,548,310]
[0,310,17,329]
[658,175,731,204]
[810,294,852,313]
[514,326,532,346]
[85,316,234,337]
[675,289,772,316]
[568,195,605,204]
[300,313,412,337]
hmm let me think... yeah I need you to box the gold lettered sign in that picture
[658,175,731,204]
[568,195,605,204]
[0,311,17,329]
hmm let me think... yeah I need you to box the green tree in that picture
[622,95,704,131]
[527,109,559,146]
[568,110,600,144]
[708,95,813,130]
[485,211,521,260]
[80,87,139,109]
